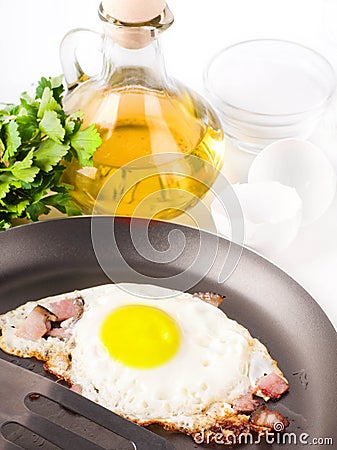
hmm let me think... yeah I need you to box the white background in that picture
[0,0,337,328]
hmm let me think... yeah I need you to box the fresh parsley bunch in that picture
[0,76,102,230]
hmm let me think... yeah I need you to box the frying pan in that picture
[0,216,336,449]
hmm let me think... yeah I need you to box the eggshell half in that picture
[248,139,337,225]
[211,182,303,254]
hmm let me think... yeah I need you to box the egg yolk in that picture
[100,305,181,369]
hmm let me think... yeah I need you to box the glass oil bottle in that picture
[60,0,225,219]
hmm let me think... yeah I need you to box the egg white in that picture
[65,284,277,429]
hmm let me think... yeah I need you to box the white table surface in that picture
[0,0,336,329]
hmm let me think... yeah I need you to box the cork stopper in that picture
[102,0,165,23]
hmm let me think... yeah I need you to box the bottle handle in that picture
[60,28,104,90]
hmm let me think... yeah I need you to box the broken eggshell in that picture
[248,139,337,226]
[211,182,303,254]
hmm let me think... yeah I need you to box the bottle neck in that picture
[98,2,173,90]
[100,30,168,89]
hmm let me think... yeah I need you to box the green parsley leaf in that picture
[36,77,52,99]
[51,75,64,89]
[16,114,38,142]
[70,124,102,167]
[10,150,39,183]
[51,76,65,105]
[0,173,22,196]
[4,199,30,215]
[19,97,39,118]
[0,182,11,200]
[65,119,76,134]
[3,121,21,161]
[44,192,83,216]
[39,110,65,143]
[38,87,59,118]
[64,200,83,216]
[34,139,70,172]
[0,219,11,230]
[26,201,51,221]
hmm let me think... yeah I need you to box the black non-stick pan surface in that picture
[0,217,336,450]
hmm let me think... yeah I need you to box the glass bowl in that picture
[204,39,336,154]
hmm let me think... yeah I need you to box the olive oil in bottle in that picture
[60,1,225,219]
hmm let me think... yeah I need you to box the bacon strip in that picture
[16,306,57,341]
[256,372,289,399]
[49,297,84,322]
[193,292,225,307]
[250,405,289,430]
[232,390,260,413]
[47,327,72,339]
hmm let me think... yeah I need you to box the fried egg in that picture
[0,283,289,441]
